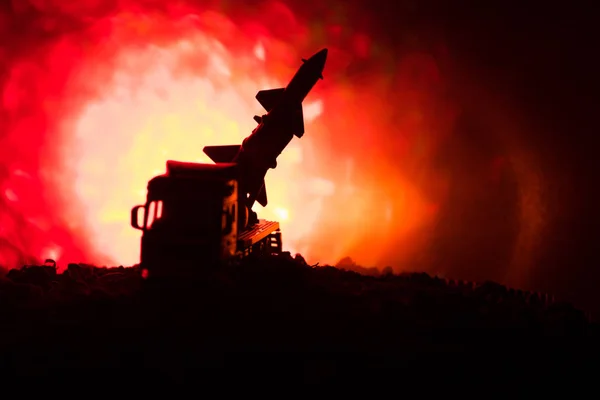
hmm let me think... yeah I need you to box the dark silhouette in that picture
[130,49,327,279]
[204,48,328,222]
[2,0,600,386]
[1,257,597,384]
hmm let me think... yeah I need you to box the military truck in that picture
[131,161,282,278]
[130,48,327,278]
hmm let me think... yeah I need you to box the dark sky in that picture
[387,1,600,313]
[314,0,599,312]
[275,0,600,313]
[469,3,597,314]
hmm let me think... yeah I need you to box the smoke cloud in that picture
[0,0,547,294]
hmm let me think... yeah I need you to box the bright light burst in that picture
[73,32,329,266]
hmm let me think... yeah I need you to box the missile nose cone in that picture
[313,48,328,69]
[305,48,328,73]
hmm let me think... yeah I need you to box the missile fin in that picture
[291,103,305,138]
[203,144,241,163]
[256,88,285,111]
[256,181,268,207]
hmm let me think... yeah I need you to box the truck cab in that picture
[131,161,282,279]
[131,162,239,278]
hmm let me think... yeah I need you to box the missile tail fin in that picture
[291,103,305,138]
[256,181,268,207]
[256,88,285,111]
[203,144,241,163]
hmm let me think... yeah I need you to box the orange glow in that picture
[0,2,462,271]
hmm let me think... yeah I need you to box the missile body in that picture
[203,48,328,226]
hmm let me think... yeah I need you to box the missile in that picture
[203,48,328,224]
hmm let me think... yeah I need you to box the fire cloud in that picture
[0,0,544,287]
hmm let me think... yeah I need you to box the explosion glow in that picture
[0,0,545,285]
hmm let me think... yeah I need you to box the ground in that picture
[0,253,597,385]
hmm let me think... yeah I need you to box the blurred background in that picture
[0,0,598,315]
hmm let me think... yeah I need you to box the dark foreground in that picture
[0,254,597,385]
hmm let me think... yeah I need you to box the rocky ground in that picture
[0,253,597,385]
